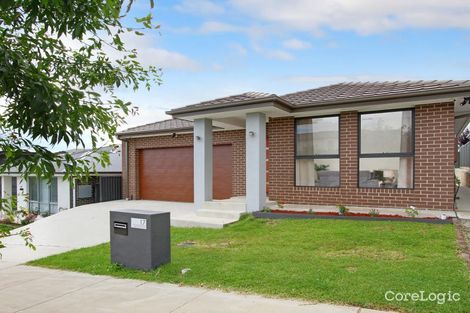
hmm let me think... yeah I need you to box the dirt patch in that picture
[177,241,233,249]
[264,219,280,227]
[321,247,406,261]
[346,266,358,273]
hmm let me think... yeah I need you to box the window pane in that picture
[29,201,39,213]
[39,179,50,203]
[11,177,17,196]
[360,111,413,154]
[29,177,38,201]
[50,178,58,203]
[296,117,339,156]
[296,159,340,187]
[359,157,413,188]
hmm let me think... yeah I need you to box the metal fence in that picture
[458,142,470,167]
[100,176,122,202]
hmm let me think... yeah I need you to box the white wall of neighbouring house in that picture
[17,177,29,210]
[57,176,71,211]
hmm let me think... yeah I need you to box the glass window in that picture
[359,110,414,188]
[360,110,413,154]
[295,116,340,187]
[359,157,414,188]
[29,177,38,201]
[296,159,340,187]
[50,178,58,203]
[296,116,339,155]
[28,177,58,213]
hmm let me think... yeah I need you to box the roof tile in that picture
[118,119,193,136]
[170,92,275,112]
[281,80,470,106]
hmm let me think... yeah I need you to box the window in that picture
[78,185,93,198]
[359,110,414,188]
[29,177,58,214]
[295,116,340,187]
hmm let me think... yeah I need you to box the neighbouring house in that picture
[0,146,122,215]
[117,81,470,212]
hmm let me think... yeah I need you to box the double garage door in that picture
[139,145,232,202]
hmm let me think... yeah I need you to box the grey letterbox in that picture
[110,210,170,270]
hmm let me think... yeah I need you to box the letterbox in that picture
[110,210,170,270]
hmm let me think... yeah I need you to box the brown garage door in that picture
[139,145,232,202]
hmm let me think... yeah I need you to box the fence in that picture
[458,142,470,167]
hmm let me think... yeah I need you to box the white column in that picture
[246,112,266,212]
[72,178,77,208]
[194,118,213,210]
[17,177,29,210]
[57,177,71,210]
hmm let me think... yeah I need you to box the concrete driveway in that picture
[0,200,233,268]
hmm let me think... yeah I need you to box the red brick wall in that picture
[123,102,454,210]
[123,130,245,200]
[268,102,455,210]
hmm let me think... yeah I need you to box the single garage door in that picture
[139,145,232,202]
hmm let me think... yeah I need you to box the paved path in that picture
[0,265,393,313]
[0,200,236,268]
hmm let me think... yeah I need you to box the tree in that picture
[0,0,160,249]
[0,0,160,181]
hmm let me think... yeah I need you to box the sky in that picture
[46,0,469,148]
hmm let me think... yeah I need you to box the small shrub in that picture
[261,207,272,213]
[1,216,13,224]
[405,206,419,218]
[369,209,379,217]
[239,213,251,220]
[21,213,37,225]
[337,204,349,215]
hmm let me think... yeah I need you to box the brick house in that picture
[117,81,470,212]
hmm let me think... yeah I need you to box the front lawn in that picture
[28,216,470,313]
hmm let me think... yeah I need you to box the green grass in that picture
[0,223,20,232]
[28,216,470,313]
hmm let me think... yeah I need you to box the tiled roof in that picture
[167,80,470,115]
[117,119,193,136]
[169,92,276,113]
[123,80,470,137]
[281,80,470,106]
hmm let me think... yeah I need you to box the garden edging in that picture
[253,211,453,224]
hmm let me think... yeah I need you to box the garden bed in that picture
[254,209,452,224]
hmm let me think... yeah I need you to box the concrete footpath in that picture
[0,265,393,313]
